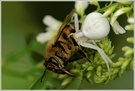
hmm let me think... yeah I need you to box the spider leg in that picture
[91,40,112,63]
[68,34,91,63]
[79,42,112,77]
[71,13,79,32]
[70,12,85,39]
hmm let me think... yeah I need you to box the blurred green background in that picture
[2,1,133,90]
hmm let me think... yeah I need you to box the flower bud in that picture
[122,46,131,51]
[102,3,118,17]
[112,69,119,74]
[109,54,116,59]
[124,49,133,57]
[96,66,102,76]
[125,24,134,30]
[89,0,100,8]
[112,61,123,67]
[122,46,133,57]
[114,7,132,17]
[112,58,124,67]
[87,66,94,71]
[117,1,132,5]
[70,69,81,74]
[61,77,72,86]
[128,17,134,24]
[58,74,67,79]
[119,59,131,77]
[82,63,88,69]
[111,7,132,24]
[75,1,88,16]
[121,59,131,70]
[86,72,92,78]
[97,66,102,71]
[127,37,134,43]
[94,75,105,83]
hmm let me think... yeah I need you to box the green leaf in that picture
[30,71,51,89]
[30,71,62,90]
[65,73,83,89]
[2,73,32,89]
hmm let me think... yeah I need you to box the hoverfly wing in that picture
[54,9,76,45]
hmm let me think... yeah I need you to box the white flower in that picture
[36,15,62,44]
[36,31,56,44]
[111,7,132,24]
[110,7,132,34]
[125,25,134,31]
[102,3,118,17]
[117,1,132,5]
[75,1,88,16]
[125,17,134,31]
[43,15,62,31]
[127,17,134,24]
[111,20,126,34]
[89,0,100,9]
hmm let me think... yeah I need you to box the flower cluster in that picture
[36,15,62,44]
[36,1,134,88]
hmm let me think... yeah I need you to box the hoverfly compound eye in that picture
[81,12,110,40]
[48,57,59,67]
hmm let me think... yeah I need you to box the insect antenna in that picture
[40,69,47,82]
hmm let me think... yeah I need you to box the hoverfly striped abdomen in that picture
[41,9,91,82]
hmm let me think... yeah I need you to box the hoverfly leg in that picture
[69,34,79,46]
[78,49,91,63]
[68,56,84,63]
[62,69,81,77]
[69,35,91,63]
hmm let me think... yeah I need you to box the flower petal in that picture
[75,1,88,16]
[36,31,55,44]
[128,17,134,24]
[102,3,118,17]
[125,24,134,31]
[111,7,132,24]
[111,20,126,34]
[43,15,62,31]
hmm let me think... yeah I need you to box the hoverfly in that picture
[41,9,91,82]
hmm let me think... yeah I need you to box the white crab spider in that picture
[71,12,112,75]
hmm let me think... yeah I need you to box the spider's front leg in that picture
[79,41,112,76]
[71,12,79,33]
